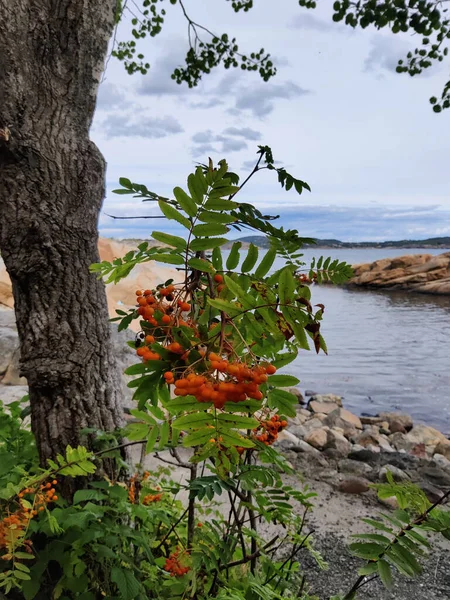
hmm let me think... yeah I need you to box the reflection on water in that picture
[292,283,450,433]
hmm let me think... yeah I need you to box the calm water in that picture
[270,248,450,432]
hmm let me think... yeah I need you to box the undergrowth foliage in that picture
[1,152,450,599]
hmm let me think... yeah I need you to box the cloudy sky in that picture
[91,0,450,242]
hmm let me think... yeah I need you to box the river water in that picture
[268,248,450,432]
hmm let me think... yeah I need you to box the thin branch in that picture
[104,213,166,219]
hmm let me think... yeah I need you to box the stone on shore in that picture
[378,412,413,432]
[347,252,450,295]
[325,429,351,457]
[338,477,369,494]
[379,464,410,482]
[305,427,329,450]
[434,439,450,460]
[324,408,362,438]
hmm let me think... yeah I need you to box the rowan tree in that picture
[0,0,448,468]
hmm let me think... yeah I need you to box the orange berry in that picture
[217,284,225,293]
[136,290,143,296]
[52,495,58,501]
[137,296,147,306]
[180,302,191,311]
[214,274,223,283]
[161,315,171,324]
[209,438,216,444]
[136,347,146,357]
[175,379,188,388]
[144,289,152,296]
[164,371,174,380]
[265,364,277,375]
[145,335,155,344]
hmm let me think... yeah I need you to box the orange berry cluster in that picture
[164,548,190,577]
[172,356,276,409]
[0,508,31,555]
[134,283,278,410]
[142,493,162,505]
[134,287,198,363]
[128,472,162,505]
[253,415,288,446]
[1,479,58,556]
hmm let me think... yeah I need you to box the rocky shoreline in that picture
[345,252,450,295]
[277,390,450,505]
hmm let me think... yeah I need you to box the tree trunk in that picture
[0,0,124,467]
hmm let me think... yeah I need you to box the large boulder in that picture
[324,408,362,438]
[325,429,351,457]
[308,401,339,415]
[304,427,328,450]
[308,393,343,407]
[378,412,413,432]
[354,430,393,452]
[434,439,450,460]
[406,424,446,448]
[347,252,450,295]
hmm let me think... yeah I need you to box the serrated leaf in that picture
[119,177,132,189]
[198,210,236,224]
[129,409,157,425]
[361,518,394,534]
[207,298,242,317]
[212,247,223,271]
[226,241,242,270]
[173,186,197,217]
[190,237,228,251]
[267,389,298,418]
[125,422,151,441]
[145,426,159,453]
[219,429,254,448]
[73,489,107,504]
[241,243,259,273]
[272,351,298,368]
[152,231,187,250]
[192,223,229,237]
[158,200,191,229]
[278,267,296,305]
[208,185,240,199]
[357,562,378,576]
[223,275,255,309]
[183,427,216,447]
[254,247,276,278]
[268,374,300,387]
[204,198,238,210]
[154,253,185,266]
[348,542,384,560]
[378,559,393,589]
[158,421,170,449]
[217,414,259,428]
[173,412,214,430]
[188,257,215,274]
[351,533,391,545]
[165,396,208,414]
[188,172,205,204]
[111,566,142,599]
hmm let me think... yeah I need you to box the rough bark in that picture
[0,0,124,466]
